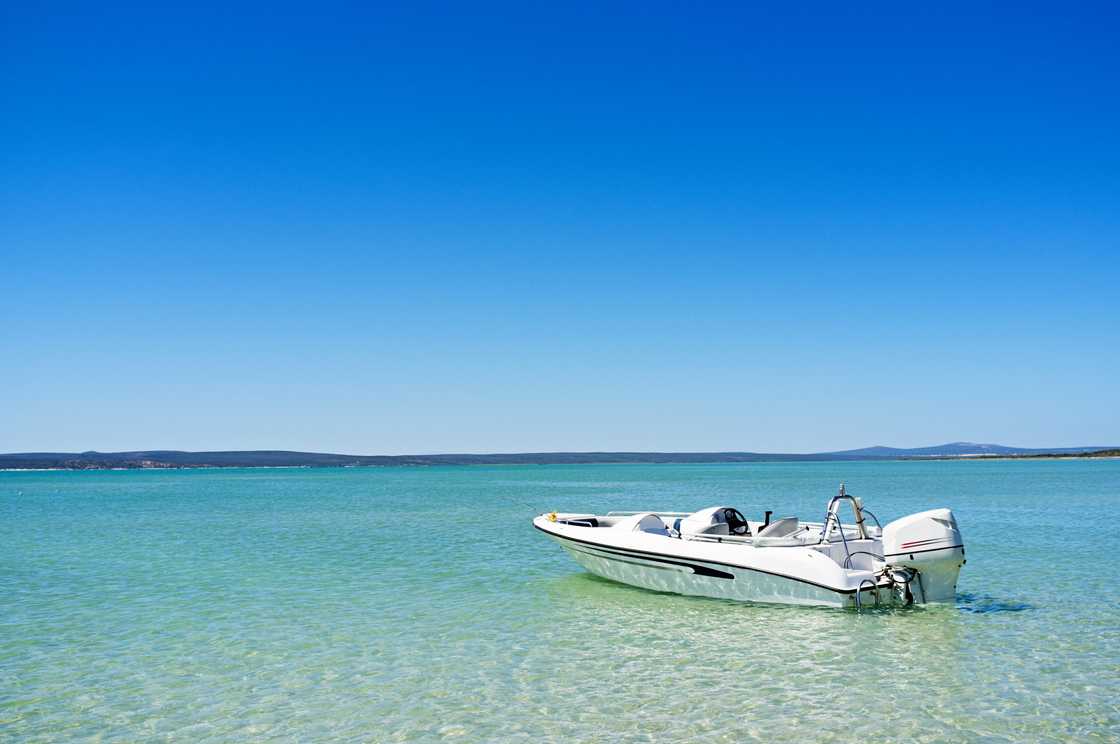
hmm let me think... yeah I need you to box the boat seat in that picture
[694,522,730,536]
[613,512,670,535]
[756,517,799,539]
[753,531,817,548]
[754,519,817,548]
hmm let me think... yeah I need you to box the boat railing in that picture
[860,508,883,532]
[855,578,881,610]
[820,485,876,568]
[604,512,878,535]
[823,510,854,566]
[606,511,693,517]
[681,532,753,545]
[801,521,862,536]
[843,550,886,570]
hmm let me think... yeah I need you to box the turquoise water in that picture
[2,461,1118,742]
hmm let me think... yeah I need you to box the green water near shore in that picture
[2,461,1118,741]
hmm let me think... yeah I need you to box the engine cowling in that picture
[882,508,965,603]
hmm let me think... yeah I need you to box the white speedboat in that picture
[533,485,965,609]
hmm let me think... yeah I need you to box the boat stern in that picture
[882,508,965,603]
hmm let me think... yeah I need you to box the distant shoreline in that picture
[1,447,1117,471]
[912,453,1120,462]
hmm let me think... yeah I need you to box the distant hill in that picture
[0,443,1116,469]
[822,441,1113,458]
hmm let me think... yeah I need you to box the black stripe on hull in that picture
[535,523,864,596]
[565,543,735,579]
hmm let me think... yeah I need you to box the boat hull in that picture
[539,526,879,609]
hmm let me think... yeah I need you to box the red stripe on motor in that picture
[900,538,945,548]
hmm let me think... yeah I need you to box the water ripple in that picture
[2,461,1118,741]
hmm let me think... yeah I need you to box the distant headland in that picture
[1,442,1117,470]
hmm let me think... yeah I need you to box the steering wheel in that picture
[723,508,751,536]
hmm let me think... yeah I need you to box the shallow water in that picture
[2,461,1118,742]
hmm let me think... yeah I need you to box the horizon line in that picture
[4,441,1118,458]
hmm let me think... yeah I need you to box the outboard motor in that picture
[882,509,965,603]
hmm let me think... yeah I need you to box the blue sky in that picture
[3,2,1118,454]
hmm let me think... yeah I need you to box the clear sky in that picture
[3,2,1118,454]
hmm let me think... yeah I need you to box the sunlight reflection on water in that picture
[2,461,1118,741]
